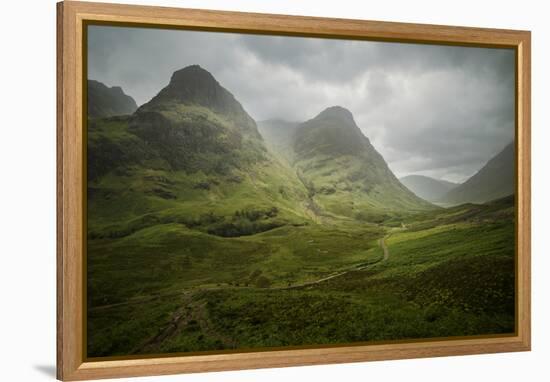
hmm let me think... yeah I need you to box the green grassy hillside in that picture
[88,196,514,356]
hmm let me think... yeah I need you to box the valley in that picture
[86,66,516,358]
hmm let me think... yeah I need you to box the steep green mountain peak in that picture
[314,106,357,128]
[293,107,433,216]
[295,106,370,158]
[138,65,256,133]
[124,65,265,174]
[163,65,232,109]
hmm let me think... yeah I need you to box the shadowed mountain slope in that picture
[441,142,515,205]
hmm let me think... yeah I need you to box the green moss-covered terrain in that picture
[86,66,515,358]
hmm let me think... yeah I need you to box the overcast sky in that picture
[88,25,515,183]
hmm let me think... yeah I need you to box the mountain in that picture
[400,175,458,203]
[257,119,299,160]
[87,65,311,239]
[138,65,260,136]
[129,65,266,174]
[88,80,137,118]
[87,66,434,242]
[292,106,433,219]
[441,143,515,205]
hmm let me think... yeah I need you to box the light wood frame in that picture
[57,1,531,380]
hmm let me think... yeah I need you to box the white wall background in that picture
[0,0,547,380]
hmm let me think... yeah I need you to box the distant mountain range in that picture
[399,175,458,203]
[88,79,137,118]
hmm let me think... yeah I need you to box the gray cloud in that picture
[88,25,515,183]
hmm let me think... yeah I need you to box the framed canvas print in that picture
[57,1,531,380]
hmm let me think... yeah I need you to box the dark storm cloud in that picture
[88,26,515,183]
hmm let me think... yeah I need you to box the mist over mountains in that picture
[399,175,458,203]
[257,119,298,160]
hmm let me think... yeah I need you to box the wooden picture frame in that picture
[57,1,531,380]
